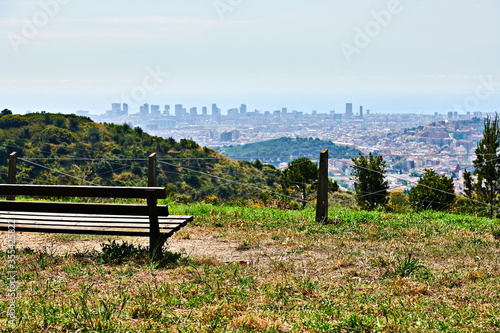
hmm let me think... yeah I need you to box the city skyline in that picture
[1,0,499,114]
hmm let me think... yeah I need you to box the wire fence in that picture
[3,143,498,214]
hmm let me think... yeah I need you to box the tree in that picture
[279,157,318,209]
[329,179,339,192]
[463,169,474,199]
[1,109,12,116]
[351,153,389,210]
[473,115,500,218]
[92,160,113,178]
[409,168,455,211]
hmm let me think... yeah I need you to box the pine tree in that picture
[473,115,500,218]
[351,153,389,210]
[279,157,318,209]
[409,168,456,211]
[463,169,474,199]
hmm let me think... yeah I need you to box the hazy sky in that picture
[1,0,499,114]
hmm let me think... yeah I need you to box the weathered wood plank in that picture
[0,201,169,216]
[0,220,182,229]
[0,226,151,237]
[0,184,167,199]
[0,213,191,226]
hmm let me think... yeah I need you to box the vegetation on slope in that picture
[0,112,280,203]
[216,137,360,166]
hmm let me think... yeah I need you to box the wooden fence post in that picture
[148,153,157,187]
[147,153,163,258]
[315,149,328,223]
[7,152,17,201]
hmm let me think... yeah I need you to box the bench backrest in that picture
[0,184,167,199]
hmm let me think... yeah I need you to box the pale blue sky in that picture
[1,0,499,114]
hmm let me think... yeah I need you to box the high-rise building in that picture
[190,107,198,117]
[345,103,353,118]
[240,104,247,115]
[175,104,183,117]
[111,103,122,116]
[212,104,221,117]
[227,108,239,117]
[220,132,232,142]
[359,106,363,118]
[140,103,149,116]
[282,107,288,117]
[151,105,161,116]
[202,106,208,116]
[163,105,170,116]
[123,103,128,116]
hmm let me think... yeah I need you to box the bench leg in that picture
[150,234,167,260]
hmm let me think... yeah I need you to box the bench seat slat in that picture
[0,184,167,199]
[0,213,182,224]
[0,212,192,224]
[0,201,169,216]
[0,220,183,229]
[2,226,152,237]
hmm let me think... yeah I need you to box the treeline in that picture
[0,111,280,203]
[216,137,360,166]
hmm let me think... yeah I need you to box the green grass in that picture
[1,202,500,332]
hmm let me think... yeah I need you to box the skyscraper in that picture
[140,103,149,116]
[151,105,161,116]
[212,104,221,117]
[240,104,247,115]
[175,104,183,117]
[123,103,128,116]
[111,103,121,116]
[359,106,363,118]
[345,103,353,119]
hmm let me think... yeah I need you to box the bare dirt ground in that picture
[0,226,326,267]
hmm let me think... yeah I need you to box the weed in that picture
[385,253,429,278]
[236,241,251,251]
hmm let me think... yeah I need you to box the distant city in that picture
[71,101,496,194]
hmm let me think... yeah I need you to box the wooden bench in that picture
[0,184,193,257]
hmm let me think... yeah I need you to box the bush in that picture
[40,125,75,144]
[0,115,29,129]
[409,168,456,211]
[92,160,113,178]
[55,144,70,155]
[86,126,101,143]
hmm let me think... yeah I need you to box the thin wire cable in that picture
[158,160,310,203]
[335,156,500,212]
[18,158,98,186]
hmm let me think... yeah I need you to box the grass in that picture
[1,202,500,332]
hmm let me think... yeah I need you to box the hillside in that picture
[0,112,280,203]
[215,137,360,166]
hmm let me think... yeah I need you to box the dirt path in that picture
[0,227,324,266]
[0,228,261,263]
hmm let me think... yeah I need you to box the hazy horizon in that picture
[1,0,499,115]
